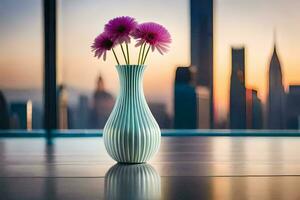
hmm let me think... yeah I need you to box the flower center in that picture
[146,33,155,42]
[102,39,113,49]
[117,25,126,33]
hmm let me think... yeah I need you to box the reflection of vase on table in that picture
[105,164,161,200]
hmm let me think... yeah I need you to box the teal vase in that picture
[103,65,161,163]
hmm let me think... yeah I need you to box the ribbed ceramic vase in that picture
[103,65,161,164]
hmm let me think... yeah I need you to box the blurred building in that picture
[196,86,210,129]
[57,84,69,129]
[76,95,89,129]
[1,89,43,129]
[89,75,115,129]
[10,101,32,130]
[286,85,300,129]
[267,44,286,129]
[246,89,263,129]
[174,67,197,129]
[32,106,43,129]
[0,91,10,129]
[190,0,214,128]
[149,102,171,129]
[230,47,246,129]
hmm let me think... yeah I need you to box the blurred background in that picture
[0,0,299,130]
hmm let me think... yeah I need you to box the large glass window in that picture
[1,0,299,131]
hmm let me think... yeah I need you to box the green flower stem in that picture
[126,43,130,64]
[142,45,151,64]
[140,43,147,65]
[112,48,120,65]
[120,44,128,64]
[137,43,144,65]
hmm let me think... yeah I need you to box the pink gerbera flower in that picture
[104,16,138,44]
[132,22,171,54]
[91,32,115,61]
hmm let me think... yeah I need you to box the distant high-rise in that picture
[230,47,246,129]
[246,89,263,129]
[286,85,300,129]
[0,91,10,129]
[89,75,115,129]
[10,101,32,130]
[57,84,69,129]
[190,0,214,128]
[267,44,285,129]
[196,86,210,129]
[149,102,171,129]
[174,67,197,129]
[77,95,89,129]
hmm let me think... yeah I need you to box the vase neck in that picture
[116,65,146,96]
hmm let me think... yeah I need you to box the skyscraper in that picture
[0,91,10,129]
[10,101,32,130]
[267,44,285,129]
[57,84,69,129]
[77,95,89,129]
[286,85,300,129]
[246,89,263,129]
[149,102,171,129]
[230,47,246,129]
[174,67,197,129]
[190,0,214,128]
[196,86,210,129]
[89,75,115,129]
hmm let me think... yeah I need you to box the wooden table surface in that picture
[0,136,300,200]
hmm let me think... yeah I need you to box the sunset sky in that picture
[0,0,300,123]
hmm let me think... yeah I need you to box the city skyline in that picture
[1,0,300,123]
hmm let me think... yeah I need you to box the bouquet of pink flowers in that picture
[91,16,171,65]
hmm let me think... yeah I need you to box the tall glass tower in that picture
[267,44,285,129]
[190,0,214,127]
[230,47,246,129]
